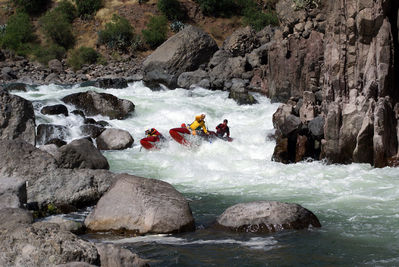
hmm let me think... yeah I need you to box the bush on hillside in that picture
[141,15,168,49]
[0,12,35,52]
[98,14,135,51]
[39,10,75,49]
[157,0,186,21]
[195,0,238,17]
[54,0,78,23]
[12,0,50,15]
[242,6,279,31]
[67,46,100,70]
[32,43,66,65]
[74,0,103,19]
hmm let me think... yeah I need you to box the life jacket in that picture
[189,116,208,134]
[216,123,229,136]
[147,128,162,137]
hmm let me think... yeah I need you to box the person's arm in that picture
[201,121,208,134]
[226,126,230,137]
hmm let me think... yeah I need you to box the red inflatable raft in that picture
[169,127,192,146]
[140,136,162,150]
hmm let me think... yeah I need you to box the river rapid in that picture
[14,82,399,266]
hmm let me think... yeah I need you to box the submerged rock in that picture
[85,174,195,235]
[41,104,69,116]
[96,128,134,150]
[214,201,321,233]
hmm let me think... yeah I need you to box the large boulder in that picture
[0,222,100,266]
[96,128,134,150]
[0,177,27,209]
[0,90,36,145]
[85,174,195,234]
[0,140,116,212]
[61,90,135,120]
[214,201,321,233]
[143,25,218,88]
[54,138,109,170]
[28,168,117,212]
[0,140,58,178]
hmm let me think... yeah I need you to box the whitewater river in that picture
[14,82,399,266]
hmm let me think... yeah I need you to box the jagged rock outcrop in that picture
[270,0,399,167]
[0,90,36,145]
[143,25,218,88]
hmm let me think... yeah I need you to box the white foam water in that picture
[12,82,399,266]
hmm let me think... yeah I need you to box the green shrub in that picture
[0,12,35,52]
[68,46,99,70]
[98,14,134,51]
[243,7,279,31]
[54,0,78,23]
[195,0,238,17]
[74,0,103,19]
[32,43,66,65]
[141,15,168,49]
[12,0,50,15]
[157,0,186,21]
[39,10,75,49]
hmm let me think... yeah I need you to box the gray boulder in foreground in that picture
[215,201,321,233]
[0,177,27,209]
[143,25,218,88]
[0,90,36,145]
[54,138,109,170]
[0,221,100,266]
[85,174,195,235]
[96,128,134,150]
[0,140,117,212]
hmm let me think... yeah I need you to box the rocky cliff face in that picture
[270,0,399,167]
